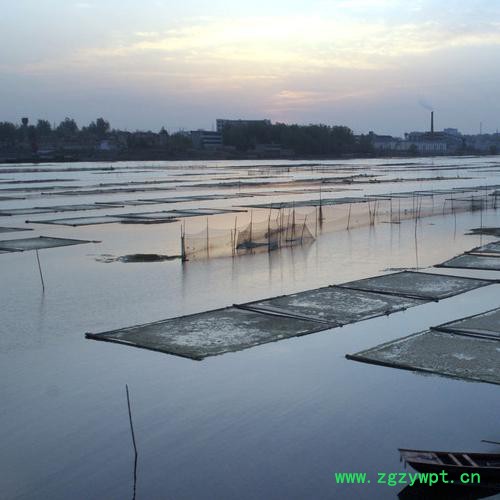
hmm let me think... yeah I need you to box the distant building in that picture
[404,132,448,153]
[369,133,402,151]
[190,130,223,149]
[463,133,500,153]
[216,119,271,133]
[369,131,448,154]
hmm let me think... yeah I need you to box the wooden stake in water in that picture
[126,384,138,500]
[35,249,45,292]
[233,216,238,256]
[206,217,209,259]
[180,222,187,262]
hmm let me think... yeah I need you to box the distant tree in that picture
[0,121,18,144]
[27,125,38,151]
[36,119,52,138]
[356,134,374,154]
[87,117,110,139]
[56,117,79,137]
[222,121,357,155]
[169,132,191,152]
[21,117,29,127]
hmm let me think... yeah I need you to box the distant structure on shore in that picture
[216,118,271,133]
[370,110,499,155]
[0,112,498,163]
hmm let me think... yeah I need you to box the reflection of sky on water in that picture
[1,157,500,499]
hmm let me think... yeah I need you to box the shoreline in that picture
[0,151,498,165]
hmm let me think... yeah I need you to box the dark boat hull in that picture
[399,449,500,486]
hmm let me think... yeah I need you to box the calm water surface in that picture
[1,157,500,499]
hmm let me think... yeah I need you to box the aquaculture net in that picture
[182,209,316,261]
[181,187,499,261]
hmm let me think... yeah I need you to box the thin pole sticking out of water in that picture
[126,384,138,500]
[414,215,420,270]
[35,249,45,292]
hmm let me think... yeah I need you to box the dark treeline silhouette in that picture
[0,117,191,154]
[222,122,373,155]
[0,116,383,162]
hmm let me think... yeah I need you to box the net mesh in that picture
[181,188,499,261]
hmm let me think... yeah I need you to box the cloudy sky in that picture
[1,0,499,135]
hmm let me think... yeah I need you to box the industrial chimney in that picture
[431,111,434,134]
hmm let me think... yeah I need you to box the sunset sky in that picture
[1,0,499,135]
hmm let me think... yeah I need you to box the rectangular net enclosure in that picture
[0,227,33,233]
[336,271,492,301]
[0,203,120,216]
[346,330,500,386]
[117,211,183,221]
[0,236,94,252]
[468,241,500,255]
[435,307,500,341]
[26,216,135,226]
[242,185,499,229]
[467,227,500,237]
[86,307,325,360]
[179,185,500,262]
[437,254,500,271]
[86,267,497,360]
[239,286,425,326]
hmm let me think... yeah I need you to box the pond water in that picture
[1,156,499,499]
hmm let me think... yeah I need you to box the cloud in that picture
[5,11,500,129]
[78,16,500,72]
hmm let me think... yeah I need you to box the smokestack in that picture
[431,111,434,134]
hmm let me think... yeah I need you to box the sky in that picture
[1,0,499,135]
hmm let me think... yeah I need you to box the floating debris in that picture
[95,253,181,263]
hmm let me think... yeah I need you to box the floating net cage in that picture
[180,187,500,261]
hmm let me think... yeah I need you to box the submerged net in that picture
[236,210,315,251]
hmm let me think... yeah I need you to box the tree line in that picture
[0,117,113,145]
[222,122,373,155]
[0,117,375,156]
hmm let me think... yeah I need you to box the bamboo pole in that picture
[249,210,253,250]
[267,210,272,252]
[206,217,209,259]
[233,216,238,256]
[35,249,45,292]
[300,215,307,244]
[180,222,187,262]
[125,384,138,500]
